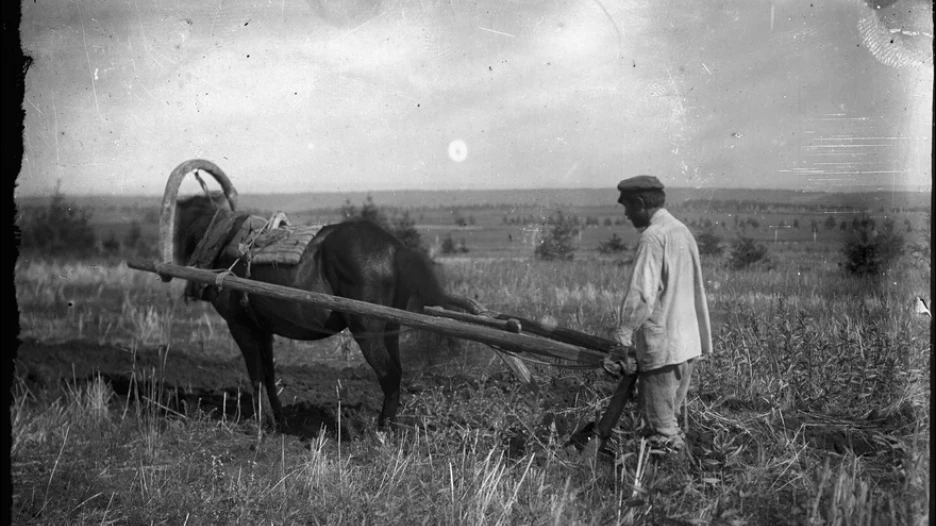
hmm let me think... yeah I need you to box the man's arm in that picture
[612,234,664,348]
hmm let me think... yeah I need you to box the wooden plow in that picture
[126,258,616,366]
[127,258,632,460]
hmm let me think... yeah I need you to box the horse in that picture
[159,159,507,430]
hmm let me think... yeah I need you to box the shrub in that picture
[359,195,386,226]
[841,215,904,277]
[729,236,769,269]
[597,233,627,255]
[534,210,577,261]
[389,211,428,256]
[342,196,428,256]
[696,230,724,257]
[441,234,457,255]
[440,234,468,255]
[339,198,358,220]
[102,231,121,253]
[124,220,143,251]
[17,185,98,257]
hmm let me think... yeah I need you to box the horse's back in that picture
[316,220,399,270]
[316,220,450,310]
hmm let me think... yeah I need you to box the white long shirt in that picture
[613,208,713,371]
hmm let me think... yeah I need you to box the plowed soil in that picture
[13,335,570,441]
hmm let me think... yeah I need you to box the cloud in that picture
[16,0,932,196]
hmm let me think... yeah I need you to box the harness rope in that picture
[194,172,213,197]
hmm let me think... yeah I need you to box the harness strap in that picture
[186,210,298,329]
[184,211,249,301]
[227,212,293,321]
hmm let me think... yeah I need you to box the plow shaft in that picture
[126,259,607,366]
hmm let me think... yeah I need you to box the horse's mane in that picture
[174,193,232,263]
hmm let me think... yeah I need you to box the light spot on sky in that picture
[448,140,468,162]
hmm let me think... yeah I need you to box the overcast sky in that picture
[16,0,933,197]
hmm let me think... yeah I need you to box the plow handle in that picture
[596,373,638,441]
[492,313,617,353]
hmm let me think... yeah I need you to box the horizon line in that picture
[14,183,933,200]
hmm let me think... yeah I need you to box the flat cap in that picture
[617,175,664,193]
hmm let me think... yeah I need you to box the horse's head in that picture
[158,160,238,274]
[173,192,234,265]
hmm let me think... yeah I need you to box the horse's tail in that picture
[394,246,536,387]
[394,247,485,314]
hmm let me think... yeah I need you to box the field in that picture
[12,192,932,525]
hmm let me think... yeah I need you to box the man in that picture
[606,175,712,452]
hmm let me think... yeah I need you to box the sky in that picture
[15,0,934,197]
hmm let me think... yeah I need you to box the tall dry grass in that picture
[12,242,931,524]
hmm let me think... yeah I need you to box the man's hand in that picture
[602,344,637,377]
[607,326,632,349]
[606,342,630,362]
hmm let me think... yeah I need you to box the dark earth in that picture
[15,337,413,438]
[12,334,595,446]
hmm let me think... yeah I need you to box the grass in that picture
[12,239,931,524]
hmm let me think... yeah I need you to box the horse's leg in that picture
[383,321,403,421]
[383,322,403,376]
[348,315,401,428]
[259,333,284,427]
[227,322,282,428]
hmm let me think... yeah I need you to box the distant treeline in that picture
[673,198,929,214]
[17,187,931,216]
[15,185,928,264]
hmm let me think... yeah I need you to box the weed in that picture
[728,235,770,269]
